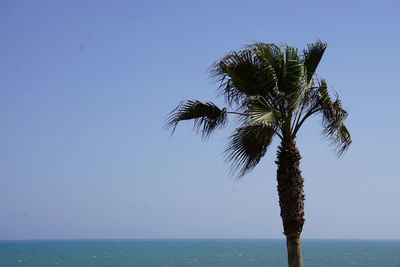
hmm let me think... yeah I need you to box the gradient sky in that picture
[1,0,399,240]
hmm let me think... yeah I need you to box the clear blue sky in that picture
[0,0,399,240]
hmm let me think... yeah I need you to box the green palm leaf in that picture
[248,96,281,126]
[313,80,352,155]
[321,98,351,156]
[211,47,279,105]
[283,46,304,94]
[303,40,327,83]
[282,46,307,111]
[329,123,351,156]
[166,100,227,138]
[225,124,275,177]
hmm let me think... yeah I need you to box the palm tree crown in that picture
[167,41,351,177]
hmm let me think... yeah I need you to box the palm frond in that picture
[303,40,327,83]
[321,99,351,155]
[316,83,352,156]
[211,47,279,106]
[282,45,307,111]
[250,43,283,73]
[329,123,352,156]
[283,46,304,93]
[250,43,283,91]
[297,78,329,118]
[225,124,275,178]
[248,96,281,126]
[291,79,352,154]
[166,100,227,138]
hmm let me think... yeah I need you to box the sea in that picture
[1,239,399,267]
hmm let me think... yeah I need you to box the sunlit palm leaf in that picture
[166,100,227,138]
[248,97,281,126]
[282,46,306,111]
[283,46,304,93]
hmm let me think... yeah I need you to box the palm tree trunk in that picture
[286,234,303,267]
[276,138,305,267]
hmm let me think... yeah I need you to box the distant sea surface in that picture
[1,239,400,267]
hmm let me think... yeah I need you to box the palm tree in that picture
[166,41,351,267]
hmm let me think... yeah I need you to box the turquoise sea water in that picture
[1,239,399,267]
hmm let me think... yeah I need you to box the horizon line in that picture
[1,237,400,242]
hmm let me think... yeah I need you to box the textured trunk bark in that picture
[276,138,305,267]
